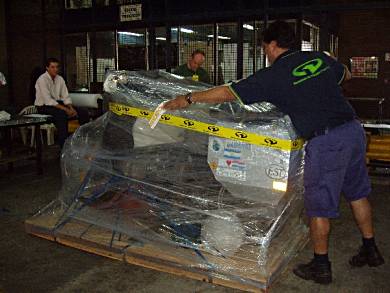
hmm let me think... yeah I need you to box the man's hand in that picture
[163,95,190,111]
[63,107,74,118]
[67,105,78,117]
[56,103,74,117]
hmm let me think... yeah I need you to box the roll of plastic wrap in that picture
[201,210,245,256]
[69,93,102,109]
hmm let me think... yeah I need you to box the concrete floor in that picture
[1,154,390,293]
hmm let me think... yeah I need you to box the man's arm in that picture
[60,80,72,106]
[342,64,352,82]
[323,53,352,84]
[163,86,235,110]
[59,77,77,116]
[0,72,6,86]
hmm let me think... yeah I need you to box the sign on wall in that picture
[120,4,142,22]
[350,56,378,79]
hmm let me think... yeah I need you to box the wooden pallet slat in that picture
[25,209,308,293]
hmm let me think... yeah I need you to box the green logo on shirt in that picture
[292,58,329,85]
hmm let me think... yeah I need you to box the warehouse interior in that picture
[1,0,390,292]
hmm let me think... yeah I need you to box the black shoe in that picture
[349,245,385,267]
[293,259,332,284]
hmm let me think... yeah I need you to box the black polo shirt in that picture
[229,50,356,139]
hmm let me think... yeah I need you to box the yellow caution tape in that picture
[109,102,304,151]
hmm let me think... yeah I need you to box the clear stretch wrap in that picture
[33,70,308,289]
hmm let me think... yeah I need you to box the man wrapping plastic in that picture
[163,20,384,284]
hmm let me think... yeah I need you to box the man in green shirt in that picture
[173,49,211,84]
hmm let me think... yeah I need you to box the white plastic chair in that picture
[19,105,56,147]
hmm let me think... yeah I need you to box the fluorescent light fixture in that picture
[243,24,254,30]
[207,34,231,40]
[180,28,194,33]
[156,37,166,41]
[118,31,144,37]
[272,181,287,192]
[171,28,194,34]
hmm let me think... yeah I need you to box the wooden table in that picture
[0,116,51,174]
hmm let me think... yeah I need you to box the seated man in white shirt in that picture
[35,58,89,148]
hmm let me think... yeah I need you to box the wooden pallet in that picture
[25,209,308,292]
[366,134,390,163]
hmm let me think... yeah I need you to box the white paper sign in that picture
[120,4,142,22]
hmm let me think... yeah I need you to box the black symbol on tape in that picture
[208,126,220,132]
[235,131,248,139]
[264,138,278,145]
[161,115,170,121]
[184,120,195,126]
[140,111,149,116]
[292,141,298,147]
[124,107,130,112]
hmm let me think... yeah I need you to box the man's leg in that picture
[74,106,90,125]
[350,197,373,238]
[342,121,384,267]
[349,197,384,267]
[293,217,332,284]
[310,217,330,254]
[293,136,339,285]
[38,106,68,148]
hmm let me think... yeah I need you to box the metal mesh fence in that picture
[155,27,167,70]
[171,25,215,84]
[117,29,147,70]
[255,21,266,71]
[217,23,237,84]
[61,17,335,91]
[243,21,255,79]
[95,31,116,82]
[64,33,90,91]
[65,0,92,9]
[301,21,319,51]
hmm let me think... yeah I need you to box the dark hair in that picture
[191,49,205,58]
[262,20,296,49]
[45,57,60,67]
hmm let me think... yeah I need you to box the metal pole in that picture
[213,22,218,85]
[148,27,156,70]
[115,30,119,70]
[41,0,47,64]
[296,16,303,51]
[237,18,243,80]
[165,25,172,72]
[263,0,269,68]
[4,0,14,106]
[253,21,256,74]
